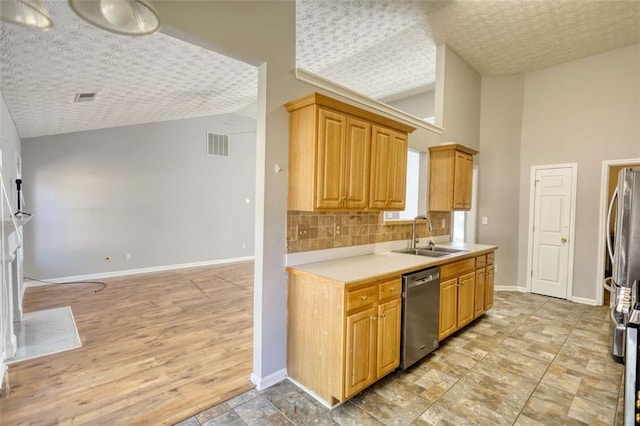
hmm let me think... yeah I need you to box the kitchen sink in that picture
[428,247,468,254]
[393,247,468,258]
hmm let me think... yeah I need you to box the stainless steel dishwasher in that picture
[401,266,440,369]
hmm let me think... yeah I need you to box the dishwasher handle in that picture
[406,273,440,289]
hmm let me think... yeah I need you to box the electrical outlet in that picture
[482,216,488,225]
[241,242,246,249]
[494,264,498,273]
[105,255,111,262]
[124,253,131,261]
[335,224,341,235]
[298,223,310,240]
[441,218,446,229]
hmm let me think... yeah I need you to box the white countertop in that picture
[287,242,497,284]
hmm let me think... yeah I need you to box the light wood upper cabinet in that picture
[315,111,372,210]
[428,144,478,211]
[369,126,408,210]
[316,108,348,209]
[285,93,414,211]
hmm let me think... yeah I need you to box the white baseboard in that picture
[571,296,598,306]
[495,286,599,306]
[495,286,527,292]
[25,256,255,287]
[250,368,287,391]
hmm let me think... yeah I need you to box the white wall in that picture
[517,43,640,301]
[0,90,22,389]
[388,90,435,120]
[477,75,525,287]
[438,46,482,150]
[21,114,256,279]
[1,92,22,216]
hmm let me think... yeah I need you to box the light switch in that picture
[482,216,488,225]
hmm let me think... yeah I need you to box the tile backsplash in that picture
[287,211,450,253]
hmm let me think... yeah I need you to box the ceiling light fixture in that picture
[0,0,53,30]
[68,0,161,36]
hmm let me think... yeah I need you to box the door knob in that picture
[561,237,567,243]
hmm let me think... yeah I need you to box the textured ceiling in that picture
[296,0,440,100]
[297,0,640,99]
[0,1,258,139]
[427,0,640,77]
[2,0,640,139]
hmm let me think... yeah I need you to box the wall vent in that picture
[207,132,229,157]
[74,92,97,103]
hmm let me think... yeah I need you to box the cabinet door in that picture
[316,108,347,209]
[475,268,486,318]
[345,307,377,398]
[485,265,495,310]
[377,298,401,378]
[453,151,473,210]
[457,271,475,328]
[387,133,408,210]
[369,126,392,209]
[344,118,371,209]
[438,278,458,341]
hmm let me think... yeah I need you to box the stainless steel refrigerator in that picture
[605,168,640,424]
[607,167,640,358]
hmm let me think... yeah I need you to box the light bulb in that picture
[99,0,134,26]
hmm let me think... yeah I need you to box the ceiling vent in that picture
[207,132,229,158]
[74,92,97,103]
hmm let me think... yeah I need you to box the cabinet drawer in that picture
[378,279,402,301]
[487,252,495,265]
[475,255,486,269]
[441,258,475,280]
[347,285,377,312]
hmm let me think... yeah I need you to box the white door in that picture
[530,166,575,299]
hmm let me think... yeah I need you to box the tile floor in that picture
[176,291,625,425]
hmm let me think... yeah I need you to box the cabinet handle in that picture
[361,295,368,300]
[380,313,386,318]
[371,316,377,321]
[390,287,396,291]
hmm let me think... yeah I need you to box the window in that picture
[452,211,466,242]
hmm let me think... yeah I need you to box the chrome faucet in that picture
[412,215,434,249]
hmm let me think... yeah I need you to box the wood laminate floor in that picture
[0,261,254,425]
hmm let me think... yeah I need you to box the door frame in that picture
[525,163,578,299]
[595,158,640,306]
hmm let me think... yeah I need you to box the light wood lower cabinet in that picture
[457,271,476,328]
[345,306,377,397]
[376,298,402,378]
[438,250,496,341]
[438,277,458,340]
[475,267,486,318]
[287,249,496,405]
[287,272,401,406]
[486,264,495,310]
